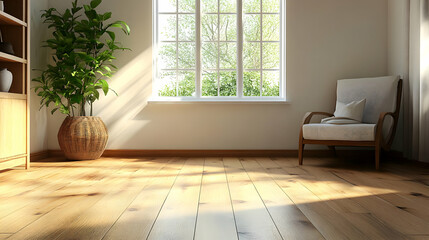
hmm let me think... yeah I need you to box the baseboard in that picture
[32,148,378,160]
[49,149,300,158]
[30,151,50,162]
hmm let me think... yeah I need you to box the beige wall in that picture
[34,0,389,150]
[29,0,49,153]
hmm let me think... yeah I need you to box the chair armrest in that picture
[376,112,398,150]
[302,112,334,125]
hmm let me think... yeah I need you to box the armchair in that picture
[298,76,403,170]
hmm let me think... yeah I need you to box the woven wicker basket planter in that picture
[58,116,108,160]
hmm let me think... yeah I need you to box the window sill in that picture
[147,97,290,104]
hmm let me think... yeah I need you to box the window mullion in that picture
[176,0,179,97]
[217,1,220,96]
[280,0,285,98]
[196,0,201,97]
[259,0,263,97]
[237,0,243,97]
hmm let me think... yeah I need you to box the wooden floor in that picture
[1,157,429,240]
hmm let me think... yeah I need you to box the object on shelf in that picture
[0,68,12,92]
[0,1,3,11]
[0,29,14,55]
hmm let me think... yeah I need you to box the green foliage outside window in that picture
[158,0,282,97]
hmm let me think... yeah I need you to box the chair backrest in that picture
[336,76,400,124]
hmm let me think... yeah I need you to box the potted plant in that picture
[33,0,130,160]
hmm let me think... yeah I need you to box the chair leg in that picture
[298,128,305,165]
[375,145,380,170]
[299,138,304,165]
[328,146,336,156]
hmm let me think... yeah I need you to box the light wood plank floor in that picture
[1,157,429,240]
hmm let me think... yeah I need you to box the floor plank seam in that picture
[145,159,187,240]
[239,158,285,240]
[222,158,240,240]
[192,158,206,240]
[260,158,328,239]
[100,159,172,240]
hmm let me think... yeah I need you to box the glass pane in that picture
[243,14,260,41]
[202,15,218,41]
[202,0,218,13]
[220,15,237,41]
[262,42,280,69]
[158,43,177,69]
[243,71,261,96]
[178,71,196,96]
[263,0,280,13]
[262,71,280,96]
[220,0,236,13]
[158,0,177,12]
[219,43,237,69]
[178,15,196,41]
[243,0,260,13]
[159,14,176,41]
[262,14,280,41]
[202,71,218,96]
[244,42,260,69]
[202,42,218,69]
[219,71,237,96]
[178,43,196,69]
[158,71,177,97]
[179,0,195,12]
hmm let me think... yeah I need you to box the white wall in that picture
[387,0,409,152]
[408,0,421,160]
[29,0,49,153]
[33,0,388,150]
[418,0,429,162]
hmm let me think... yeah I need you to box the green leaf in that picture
[100,79,109,95]
[107,31,115,41]
[103,66,112,72]
[103,12,112,21]
[90,0,102,9]
[83,5,92,12]
[51,108,59,115]
[109,21,131,35]
[70,95,83,104]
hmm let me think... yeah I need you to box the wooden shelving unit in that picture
[0,0,30,170]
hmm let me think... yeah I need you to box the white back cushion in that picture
[334,99,366,122]
[336,76,399,124]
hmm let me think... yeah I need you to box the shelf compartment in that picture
[0,11,26,26]
[0,25,26,59]
[2,0,25,24]
[0,98,27,160]
[0,62,25,94]
[0,51,26,63]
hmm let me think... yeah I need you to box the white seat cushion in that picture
[303,123,376,141]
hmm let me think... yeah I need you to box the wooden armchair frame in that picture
[298,79,403,170]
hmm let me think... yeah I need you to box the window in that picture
[153,0,285,101]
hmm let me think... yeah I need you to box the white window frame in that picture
[151,0,287,103]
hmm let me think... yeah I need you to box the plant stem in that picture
[81,100,86,116]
